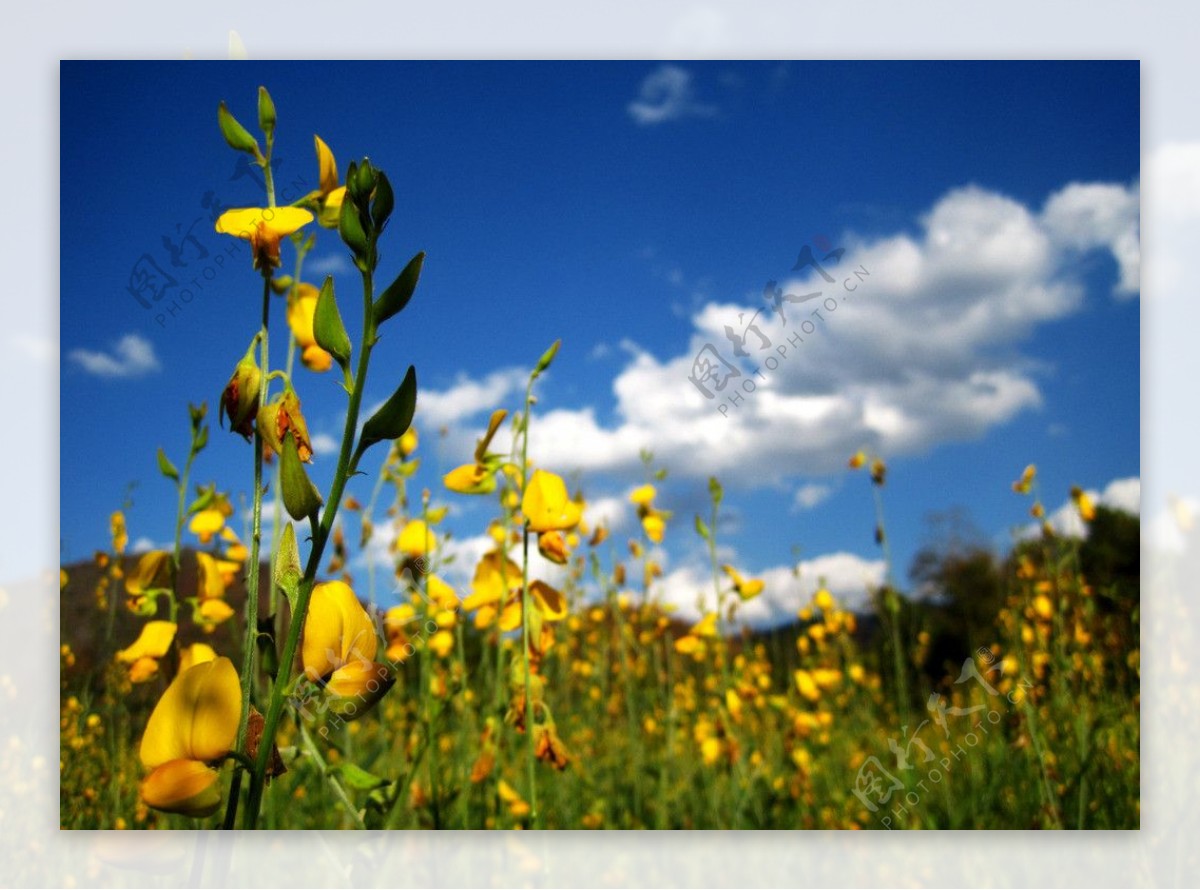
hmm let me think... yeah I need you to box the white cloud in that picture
[504,181,1136,489]
[130,536,159,554]
[628,65,716,125]
[310,432,340,456]
[305,254,353,276]
[1042,181,1140,296]
[792,483,833,511]
[416,368,527,429]
[656,550,886,630]
[68,333,160,378]
[1027,476,1141,539]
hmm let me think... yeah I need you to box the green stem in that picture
[518,378,540,827]
[299,721,366,829]
[243,263,377,828]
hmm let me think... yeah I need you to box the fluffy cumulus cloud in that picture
[68,333,160,378]
[516,180,1136,487]
[412,178,1138,496]
[627,64,716,125]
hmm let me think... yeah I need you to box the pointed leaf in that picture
[373,252,424,326]
[314,276,352,366]
[358,366,417,454]
[334,762,391,791]
[156,447,179,483]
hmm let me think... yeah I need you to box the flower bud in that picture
[257,389,314,462]
[220,338,262,439]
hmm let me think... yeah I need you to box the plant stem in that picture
[243,263,377,828]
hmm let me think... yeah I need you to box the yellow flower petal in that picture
[178,643,217,674]
[125,550,170,595]
[198,598,236,627]
[188,508,226,544]
[530,580,567,621]
[396,520,434,558]
[195,552,227,601]
[302,581,378,682]
[629,484,656,507]
[116,621,177,664]
[140,759,223,818]
[522,470,582,533]
[314,135,339,196]
[140,657,241,768]
[642,514,665,544]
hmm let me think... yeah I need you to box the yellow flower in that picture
[848,450,867,470]
[498,779,530,818]
[722,564,764,601]
[189,508,226,544]
[1071,486,1096,522]
[538,530,569,564]
[314,135,348,229]
[444,410,508,495]
[125,550,170,595]
[197,598,236,629]
[463,551,521,612]
[116,621,177,680]
[629,484,656,507]
[399,428,419,458]
[426,575,460,611]
[522,470,582,533]
[302,581,393,715]
[1013,464,1037,494]
[1032,594,1054,622]
[813,587,835,612]
[429,630,455,658]
[690,612,719,638]
[444,462,495,495]
[139,657,240,818]
[215,206,314,271]
[257,389,314,463]
[396,520,435,558]
[641,513,665,543]
[530,580,568,621]
[220,526,248,563]
[196,552,227,602]
[793,669,820,702]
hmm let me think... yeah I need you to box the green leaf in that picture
[156,447,179,482]
[694,513,710,542]
[273,522,302,614]
[314,276,352,366]
[217,101,260,156]
[334,762,391,792]
[281,432,324,522]
[373,252,424,326]
[358,366,417,454]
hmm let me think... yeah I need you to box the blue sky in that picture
[60,61,1140,625]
